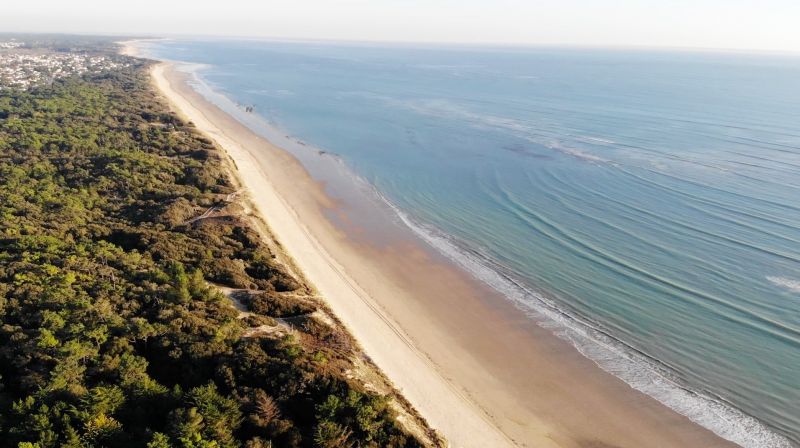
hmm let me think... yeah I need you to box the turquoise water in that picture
[145,40,800,446]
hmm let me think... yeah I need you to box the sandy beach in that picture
[140,48,739,448]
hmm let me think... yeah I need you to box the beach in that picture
[141,49,740,448]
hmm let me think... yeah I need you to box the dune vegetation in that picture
[0,59,430,448]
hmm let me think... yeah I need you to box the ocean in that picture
[142,39,800,447]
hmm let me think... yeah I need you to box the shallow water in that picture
[145,40,800,446]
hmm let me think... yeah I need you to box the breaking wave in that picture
[378,193,794,448]
[768,276,800,294]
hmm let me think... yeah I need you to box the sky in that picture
[2,0,800,52]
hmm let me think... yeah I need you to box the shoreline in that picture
[148,61,516,447]
[140,49,741,447]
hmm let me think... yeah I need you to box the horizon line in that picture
[4,30,800,57]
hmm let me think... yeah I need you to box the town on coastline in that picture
[0,38,129,90]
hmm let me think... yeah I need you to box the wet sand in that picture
[146,56,738,448]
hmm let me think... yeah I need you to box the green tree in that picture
[147,432,173,448]
[314,421,353,448]
[186,384,242,448]
[169,262,191,304]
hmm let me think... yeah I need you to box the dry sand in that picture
[143,52,739,448]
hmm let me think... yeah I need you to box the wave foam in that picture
[382,197,793,448]
[767,276,800,293]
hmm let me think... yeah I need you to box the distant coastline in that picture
[128,40,748,447]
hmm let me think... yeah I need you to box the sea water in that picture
[144,40,800,446]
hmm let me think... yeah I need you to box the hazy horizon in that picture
[2,0,800,53]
